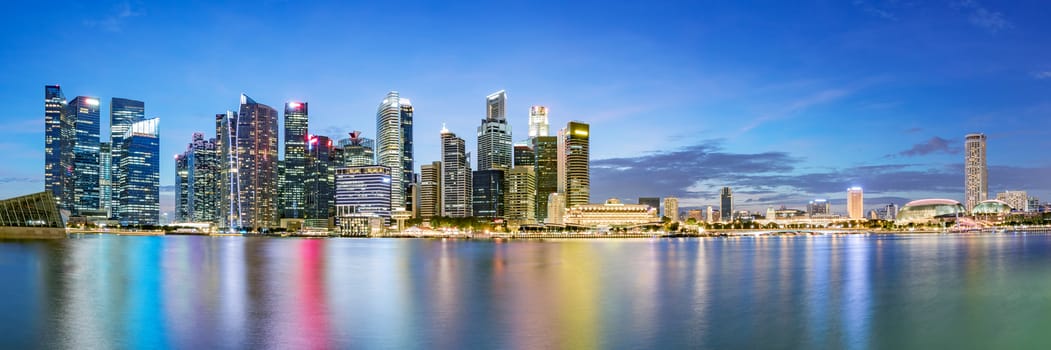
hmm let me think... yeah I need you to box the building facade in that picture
[336,131,375,167]
[505,166,536,225]
[563,198,659,228]
[528,105,549,138]
[847,187,864,219]
[558,121,590,208]
[532,136,558,223]
[546,192,565,225]
[472,169,504,218]
[43,85,67,208]
[233,94,279,229]
[376,92,414,213]
[964,133,988,212]
[334,166,392,224]
[67,96,102,216]
[304,135,335,222]
[282,101,308,219]
[720,187,733,221]
[441,127,472,217]
[477,90,512,171]
[419,161,441,219]
[996,190,1027,212]
[117,118,160,225]
[663,197,679,222]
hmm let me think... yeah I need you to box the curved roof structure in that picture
[897,198,966,224]
[972,199,1013,215]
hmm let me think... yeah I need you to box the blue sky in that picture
[2,0,1050,215]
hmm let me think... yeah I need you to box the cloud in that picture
[854,0,898,20]
[83,2,144,32]
[895,136,960,157]
[952,0,1012,33]
[1034,71,1051,80]
[0,177,40,184]
[736,88,851,135]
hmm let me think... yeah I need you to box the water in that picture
[2,234,1051,349]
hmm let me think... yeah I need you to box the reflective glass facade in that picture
[335,166,392,223]
[558,122,590,208]
[282,101,308,219]
[305,135,335,220]
[472,169,504,218]
[0,192,64,228]
[896,199,966,224]
[109,98,145,213]
[235,95,279,229]
[336,131,375,167]
[118,118,160,225]
[376,92,413,212]
[67,96,101,216]
[43,85,67,208]
[532,136,558,222]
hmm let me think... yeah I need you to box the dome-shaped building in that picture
[896,199,966,224]
[972,199,1013,215]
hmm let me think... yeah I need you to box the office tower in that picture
[478,90,512,170]
[808,199,831,216]
[233,94,279,229]
[282,101,308,219]
[472,169,504,218]
[117,118,160,225]
[513,142,535,167]
[996,190,1028,211]
[532,136,558,222]
[638,197,661,217]
[528,105,549,138]
[176,133,221,223]
[558,121,590,208]
[546,192,565,225]
[304,135,335,221]
[847,187,864,219]
[335,166,392,223]
[376,92,414,212]
[67,96,102,216]
[336,131,375,167]
[216,111,237,229]
[99,142,112,217]
[419,161,441,219]
[965,133,988,212]
[720,187,733,221]
[505,166,536,224]
[663,197,679,222]
[109,97,145,214]
[441,127,471,217]
[1028,196,1041,212]
[44,85,68,208]
[705,206,713,223]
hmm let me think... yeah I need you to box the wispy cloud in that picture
[894,136,961,157]
[853,0,898,21]
[952,0,1012,33]
[0,177,40,184]
[1034,71,1051,80]
[736,88,851,135]
[84,1,144,32]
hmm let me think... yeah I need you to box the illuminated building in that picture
[99,142,112,217]
[687,209,703,221]
[972,199,1012,216]
[546,192,565,225]
[847,187,864,219]
[227,94,279,230]
[441,126,472,217]
[528,105,549,138]
[375,91,414,213]
[67,96,102,216]
[563,198,659,228]
[43,85,67,208]
[720,187,733,221]
[304,135,335,222]
[117,118,160,225]
[996,190,1028,212]
[419,161,441,219]
[965,133,987,212]
[336,131,375,167]
[808,199,830,217]
[282,101,308,219]
[109,97,145,215]
[477,90,512,170]
[175,152,189,221]
[663,197,679,222]
[335,166,392,225]
[0,192,65,238]
[513,141,534,167]
[472,169,504,218]
[174,133,220,224]
[505,166,536,224]
[558,121,590,208]
[532,136,558,223]
[896,199,965,224]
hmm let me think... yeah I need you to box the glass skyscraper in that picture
[336,131,375,167]
[234,94,279,230]
[558,121,590,209]
[441,127,472,218]
[472,169,504,218]
[477,90,512,170]
[109,98,145,214]
[282,101,308,219]
[67,96,102,216]
[532,136,558,222]
[528,105,549,138]
[335,166,392,223]
[43,85,67,208]
[117,118,160,225]
[99,142,112,217]
[305,135,335,222]
[176,132,220,223]
[720,187,733,222]
[376,92,414,213]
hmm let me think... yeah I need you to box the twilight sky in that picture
[2,0,1050,215]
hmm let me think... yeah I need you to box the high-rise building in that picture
[1028,196,1041,213]
[965,133,988,212]
[336,131,375,167]
[44,85,68,208]
[720,187,733,221]
[638,197,661,217]
[419,161,441,219]
[513,142,535,167]
[528,105,549,138]
[67,96,102,216]
[472,169,504,218]
[877,203,898,220]
[304,135,335,222]
[558,121,590,208]
[117,118,160,225]
[334,166,392,224]
[441,127,472,218]
[231,94,279,230]
[174,132,220,223]
[705,206,714,223]
[175,153,190,221]
[996,190,1028,212]
[663,197,679,222]
[532,136,558,223]
[282,101,308,219]
[99,142,112,217]
[808,199,831,217]
[376,92,414,212]
[109,97,145,215]
[505,166,536,225]
[216,111,238,229]
[478,90,513,171]
[847,187,864,219]
[546,192,565,225]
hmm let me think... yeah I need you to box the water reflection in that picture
[3,234,1051,348]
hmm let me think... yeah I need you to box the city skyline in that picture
[3,1,1051,214]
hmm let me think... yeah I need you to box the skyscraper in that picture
[546,192,565,225]
[216,111,239,229]
[182,133,220,223]
[513,142,535,167]
[67,96,102,216]
[419,161,441,219]
[528,105,549,138]
[282,101,308,219]
[117,118,160,225]
[376,92,414,212]
[234,94,279,230]
[304,135,335,222]
[997,190,1028,212]
[847,187,864,219]
[663,197,679,222]
[505,166,536,225]
[472,169,504,218]
[441,127,471,218]
[720,187,733,221]
[99,142,112,217]
[558,121,590,208]
[532,136,558,222]
[109,97,145,215]
[478,90,512,170]
[965,133,988,212]
[334,166,392,223]
[808,199,830,216]
[175,153,190,221]
[43,85,68,208]
[336,131,375,167]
